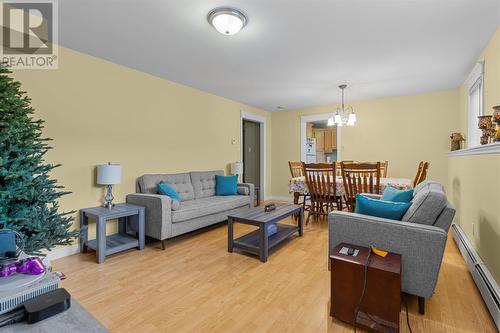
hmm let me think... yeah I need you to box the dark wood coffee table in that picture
[227,203,303,262]
[330,243,401,333]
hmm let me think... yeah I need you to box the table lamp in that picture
[230,162,243,182]
[97,163,122,209]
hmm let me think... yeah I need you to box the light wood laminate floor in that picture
[53,216,497,333]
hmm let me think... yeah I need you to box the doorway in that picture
[242,119,261,191]
[301,114,342,162]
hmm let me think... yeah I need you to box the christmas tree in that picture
[0,65,78,254]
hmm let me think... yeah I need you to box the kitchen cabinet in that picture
[313,127,336,153]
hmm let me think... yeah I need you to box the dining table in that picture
[289,176,413,195]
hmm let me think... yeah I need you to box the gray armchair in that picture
[329,181,455,314]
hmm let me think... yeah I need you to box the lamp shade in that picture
[97,163,121,185]
[230,162,243,175]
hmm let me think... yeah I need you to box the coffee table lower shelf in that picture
[233,224,299,256]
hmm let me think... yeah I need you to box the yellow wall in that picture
[11,47,272,239]
[271,90,460,197]
[448,27,500,283]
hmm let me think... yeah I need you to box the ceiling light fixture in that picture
[207,7,247,36]
[328,84,357,127]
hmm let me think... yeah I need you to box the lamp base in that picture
[103,185,115,209]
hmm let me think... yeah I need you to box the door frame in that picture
[240,110,266,199]
[300,114,342,162]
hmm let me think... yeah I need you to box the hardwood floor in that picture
[53,216,497,333]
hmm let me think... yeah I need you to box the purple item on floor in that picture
[267,223,278,237]
[16,257,46,275]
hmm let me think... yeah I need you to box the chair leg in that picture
[161,239,166,251]
[418,296,425,315]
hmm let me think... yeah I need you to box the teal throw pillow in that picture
[355,194,411,221]
[158,182,181,201]
[215,175,238,196]
[381,186,414,203]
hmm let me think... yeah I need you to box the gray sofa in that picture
[126,170,254,249]
[329,180,455,314]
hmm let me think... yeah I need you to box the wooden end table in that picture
[330,242,401,333]
[80,203,145,264]
[227,203,303,262]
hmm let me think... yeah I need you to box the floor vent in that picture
[452,223,500,330]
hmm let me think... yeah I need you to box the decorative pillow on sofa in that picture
[381,186,414,202]
[355,194,411,221]
[158,181,181,201]
[215,175,238,196]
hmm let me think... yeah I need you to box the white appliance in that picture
[305,138,316,163]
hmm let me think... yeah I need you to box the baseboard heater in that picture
[452,223,500,330]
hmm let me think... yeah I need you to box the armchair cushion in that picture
[381,187,414,202]
[355,194,411,220]
[402,187,447,225]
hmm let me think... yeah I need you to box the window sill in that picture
[448,142,500,157]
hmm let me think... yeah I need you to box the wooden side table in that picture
[80,203,145,264]
[330,242,401,333]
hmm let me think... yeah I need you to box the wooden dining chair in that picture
[302,162,340,224]
[335,161,353,176]
[340,162,381,212]
[289,161,309,211]
[413,162,430,187]
[379,161,389,178]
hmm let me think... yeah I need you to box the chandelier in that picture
[328,84,357,127]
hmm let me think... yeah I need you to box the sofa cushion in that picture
[215,175,238,196]
[190,170,224,199]
[158,182,181,201]
[172,195,250,223]
[402,187,447,225]
[138,173,195,201]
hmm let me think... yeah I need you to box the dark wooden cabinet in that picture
[330,243,401,333]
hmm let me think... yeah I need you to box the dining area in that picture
[288,160,429,224]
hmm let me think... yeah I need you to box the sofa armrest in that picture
[126,193,172,240]
[328,211,447,298]
[237,183,255,205]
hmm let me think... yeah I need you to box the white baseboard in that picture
[44,244,80,262]
[265,196,293,202]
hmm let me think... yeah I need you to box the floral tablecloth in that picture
[289,176,413,195]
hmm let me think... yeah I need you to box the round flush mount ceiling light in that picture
[207,7,247,36]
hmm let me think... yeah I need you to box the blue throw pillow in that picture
[381,186,414,203]
[355,194,411,221]
[215,175,238,196]
[158,182,181,201]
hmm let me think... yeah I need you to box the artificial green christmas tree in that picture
[0,65,78,254]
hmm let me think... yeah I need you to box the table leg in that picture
[138,209,145,250]
[259,224,269,263]
[228,217,234,253]
[298,207,304,236]
[79,211,88,253]
[118,217,126,235]
[96,217,106,264]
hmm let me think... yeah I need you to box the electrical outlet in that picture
[231,139,237,145]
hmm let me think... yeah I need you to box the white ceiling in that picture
[59,0,500,111]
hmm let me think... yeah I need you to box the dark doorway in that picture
[242,120,261,192]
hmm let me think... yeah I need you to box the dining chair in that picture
[302,162,340,224]
[380,161,389,178]
[340,162,381,212]
[289,161,310,212]
[413,162,430,187]
[335,161,353,176]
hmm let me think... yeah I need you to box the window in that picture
[466,62,484,148]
